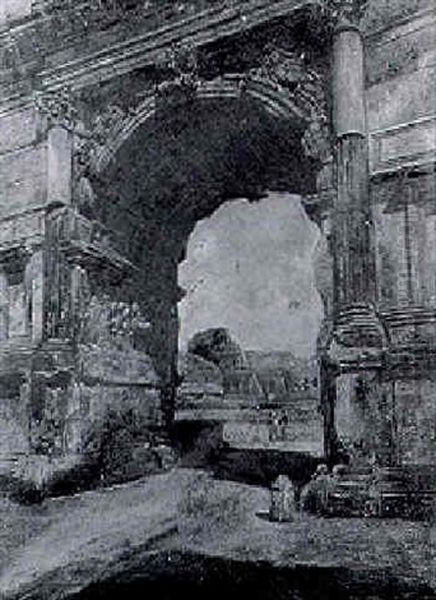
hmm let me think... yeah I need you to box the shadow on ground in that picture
[71,551,435,600]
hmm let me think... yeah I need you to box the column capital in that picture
[34,87,79,132]
[323,0,368,32]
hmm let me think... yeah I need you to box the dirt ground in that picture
[0,469,434,599]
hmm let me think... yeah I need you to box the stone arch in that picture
[92,75,318,175]
[68,57,335,414]
[73,43,333,198]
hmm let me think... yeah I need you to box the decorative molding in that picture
[50,208,135,279]
[371,168,436,215]
[248,47,333,165]
[68,42,333,225]
[155,42,199,106]
[8,1,318,102]
[369,115,436,176]
[248,48,329,121]
[248,46,306,90]
[76,62,332,177]
[78,294,150,348]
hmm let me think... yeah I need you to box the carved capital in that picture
[323,0,368,30]
[248,47,332,157]
[249,47,306,90]
[34,87,79,131]
[72,103,134,180]
[156,42,199,105]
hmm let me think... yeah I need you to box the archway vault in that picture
[69,43,334,224]
[90,71,328,176]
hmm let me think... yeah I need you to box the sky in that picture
[178,192,324,359]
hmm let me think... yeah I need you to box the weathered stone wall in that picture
[372,193,436,309]
[395,378,436,466]
[0,0,434,479]
[0,100,48,468]
[335,372,397,467]
[366,6,436,164]
[0,107,45,217]
[360,3,436,470]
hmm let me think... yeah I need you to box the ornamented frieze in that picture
[78,294,150,349]
[75,44,333,180]
[248,47,306,90]
[248,48,329,121]
[247,46,333,165]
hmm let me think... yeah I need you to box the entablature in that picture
[49,207,136,280]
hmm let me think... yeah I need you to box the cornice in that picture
[0,1,321,111]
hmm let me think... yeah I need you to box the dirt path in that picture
[0,469,434,599]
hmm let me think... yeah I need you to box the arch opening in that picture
[175,193,325,463]
[81,91,328,435]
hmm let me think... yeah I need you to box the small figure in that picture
[270,474,295,522]
[300,463,330,514]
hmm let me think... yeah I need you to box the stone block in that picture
[0,106,37,155]
[0,210,45,247]
[365,8,436,87]
[0,145,47,218]
[367,66,436,132]
[369,116,436,174]
[270,475,295,522]
[395,379,436,465]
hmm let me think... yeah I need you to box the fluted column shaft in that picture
[332,21,376,309]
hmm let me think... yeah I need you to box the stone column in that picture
[35,88,76,209]
[35,89,77,339]
[47,126,73,208]
[331,2,376,310]
[322,2,390,468]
